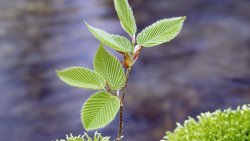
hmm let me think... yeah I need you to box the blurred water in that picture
[0,0,121,140]
[0,0,250,141]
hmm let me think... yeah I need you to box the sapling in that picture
[56,0,186,140]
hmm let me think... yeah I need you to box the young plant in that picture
[56,0,186,140]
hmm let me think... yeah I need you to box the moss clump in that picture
[163,105,250,141]
[57,132,110,141]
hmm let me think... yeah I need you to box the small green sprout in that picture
[56,0,186,140]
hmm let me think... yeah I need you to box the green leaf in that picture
[56,67,105,90]
[114,0,137,36]
[137,17,186,47]
[85,22,133,53]
[94,44,126,90]
[81,92,120,130]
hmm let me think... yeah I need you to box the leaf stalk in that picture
[116,67,131,141]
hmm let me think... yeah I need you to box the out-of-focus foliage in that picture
[56,132,110,141]
[163,105,250,141]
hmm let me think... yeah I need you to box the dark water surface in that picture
[1,0,250,141]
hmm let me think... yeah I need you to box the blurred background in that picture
[1,0,250,140]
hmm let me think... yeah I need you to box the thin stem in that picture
[116,68,131,141]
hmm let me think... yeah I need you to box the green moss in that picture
[163,105,250,141]
[57,132,110,141]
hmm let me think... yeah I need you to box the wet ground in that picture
[0,0,250,141]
